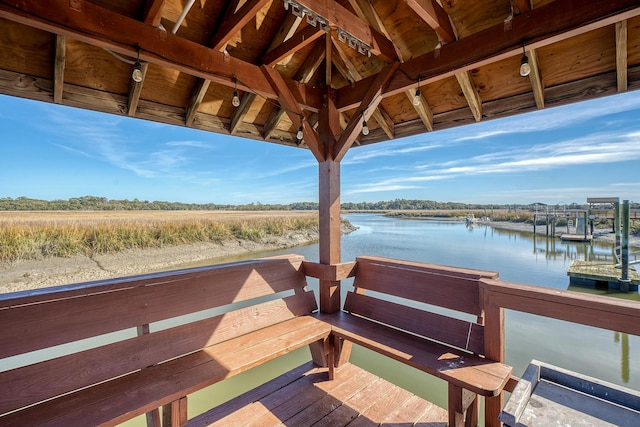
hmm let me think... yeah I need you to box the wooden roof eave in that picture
[335,0,640,112]
[0,0,323,113]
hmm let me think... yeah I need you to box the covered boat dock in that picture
[2,1,640,426]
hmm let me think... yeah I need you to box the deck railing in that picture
[1,255,639,426]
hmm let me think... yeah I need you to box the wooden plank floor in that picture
[187,362,448,426]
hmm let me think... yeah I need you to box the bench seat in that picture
[0,314,331,427]
[328,311,511,397]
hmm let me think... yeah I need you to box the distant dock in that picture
[560,234,592,242]
[567,261,639,291]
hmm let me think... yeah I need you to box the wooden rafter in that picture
[210,0,271,50]
[402,0,456,43]
[291,0,397,62]
[264,40,325,140]
[336,0,640,111]
[142,0,164,26]
[185,79,211,126]
[262,26,324,66]
[348,0,434,132]
[53,35,65,104]
[527,49,544,109]
[406,88,433,131]
[261,65,325,161]
[455,71,482,122]
[331,38,394,139]
[127,62,149,117]
[334,62,400,161]
[0,0,322,112]
[127,0,164,117]
[616,20,628,92]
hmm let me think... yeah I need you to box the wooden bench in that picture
[327,256,513,427]
[0,254,331,427]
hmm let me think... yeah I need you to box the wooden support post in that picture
[137,324,161,427]
[162,397,188,427]
[318,159,341,314]
[448,384,478,427]
[621,199,630,291]
[480,283,505,427]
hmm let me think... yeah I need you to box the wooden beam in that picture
[616,20,628,92]
[230,93,256,134]
[127,62,149,117]
[53,34,65,104]
[262,25,324,66]
[293,0,397,61]
[455,71,482,122]
[0,0,322,112]
[336,0,640,111]
[263,40,324,140]
[142,0,164,26]
[261,65,325,161]
[330,38,394,139]
[210,0,271,51]
[185,79,211,127]
[334,61,399,161]
[527,49,545,109]
[405,88,433,131]
[402,0,456,43]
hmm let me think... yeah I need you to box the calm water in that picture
[119,213,640,424]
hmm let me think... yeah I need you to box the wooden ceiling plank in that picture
[261,65,325,161]
[264,40,325,140]
[142,0,165,26]
[53,34,65,104]
[402,0,456,44]
[127,62,149,117]
[349,0,432,133]
[334,61,399,161]
[185,79,212,127]
[405,88,433,131]
[616,20,628,92]
[335,0,640,111]
[230,93,257,134]
[210,0,271,51]
[292,0,397,61]
[0,0,322,112]
[262,26,324,66]
[455,71,482,122]
[330,38,393,138]
[528,49,545,109]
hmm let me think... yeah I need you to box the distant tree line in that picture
[1,196,638,212]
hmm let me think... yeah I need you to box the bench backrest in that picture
[0,254,315,417]
[346,256,499,355]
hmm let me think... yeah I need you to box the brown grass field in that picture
[0,210,319,262]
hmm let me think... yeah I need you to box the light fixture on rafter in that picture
[296,116,304,143]
[361,112,369,136]
[232,77,241,108]
[413,77,421,106]
[520,41,531,77]
[132,46,143,83]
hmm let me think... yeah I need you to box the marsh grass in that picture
[0,211,318,262]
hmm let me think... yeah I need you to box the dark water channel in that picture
[120,213,640,425]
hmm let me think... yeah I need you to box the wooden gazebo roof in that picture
[1,0,640,163]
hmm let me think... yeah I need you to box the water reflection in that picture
[615,332,630,383]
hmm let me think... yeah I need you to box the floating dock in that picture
[560,234,592,242]
[567,261,639,291]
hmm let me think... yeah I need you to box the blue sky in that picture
[1,91,639,205]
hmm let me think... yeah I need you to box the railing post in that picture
[480,281,505,427]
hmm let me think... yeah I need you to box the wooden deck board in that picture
[189,363,448,427]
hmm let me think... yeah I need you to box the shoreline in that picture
[0,230,322,294]
[2,219,638,295]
